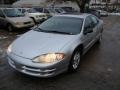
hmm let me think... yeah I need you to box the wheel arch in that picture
[72,44,84,56]
[68,44,84,72]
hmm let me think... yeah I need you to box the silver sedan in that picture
[7,14,103,77]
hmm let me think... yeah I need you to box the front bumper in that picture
[7,54,68,77]
[14,22,35,29]
[35,16,48,23]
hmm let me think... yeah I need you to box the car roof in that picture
[55,13,91,19]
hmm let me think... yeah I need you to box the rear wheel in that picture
[68,48,81,72]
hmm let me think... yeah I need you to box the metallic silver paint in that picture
[7,14,103,77]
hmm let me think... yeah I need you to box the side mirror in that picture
[84,27,93,35]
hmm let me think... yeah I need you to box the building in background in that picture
[90,0,120,4]
[2,0,119,11]
[90,0,120,11]
[1,0,119,5]
[13,0,47,7]
[13,0,80,11]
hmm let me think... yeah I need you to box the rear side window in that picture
[90,15,99,25]
[35,8,43,12]
[84,16,93,29]
[0,10,5,17]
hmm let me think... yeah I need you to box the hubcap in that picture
[72,51,81,69]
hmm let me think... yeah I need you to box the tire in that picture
[7,24,14,32]
[68,48,81,72]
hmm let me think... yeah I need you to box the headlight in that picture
[7,45,12,53]
[32,53,65,63]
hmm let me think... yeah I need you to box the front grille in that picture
[24,21,31,24]
[39,15,45,17]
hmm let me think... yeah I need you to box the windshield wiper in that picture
[8,16,17,17]
[34,28,73,35]
[44,30,73,35]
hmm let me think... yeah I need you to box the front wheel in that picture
[68,49,81,72]
[7,24,14,32]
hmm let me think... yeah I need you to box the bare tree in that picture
[64,0,91,12]
[46,0,91,12]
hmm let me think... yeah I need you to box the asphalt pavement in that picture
[0,16,120,90]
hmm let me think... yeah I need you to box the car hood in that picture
[11,30,76,59]
[7,16,32,23]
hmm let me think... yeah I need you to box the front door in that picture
[82,16,96,54]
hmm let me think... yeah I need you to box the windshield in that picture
[47,8,57,13]
[27,8,38,13]
[3,8,24,17]
[55,8,65,13]
[34,8,43,12]
[54,9,61,13]
[35,16,83,35]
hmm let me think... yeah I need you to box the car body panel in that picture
[7,14,103,77]
[18,8,47,22]
[6,16,34,28]
[0,8,34,29]
[11,30,77,59]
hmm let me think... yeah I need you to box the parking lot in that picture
[0,15,120,90]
